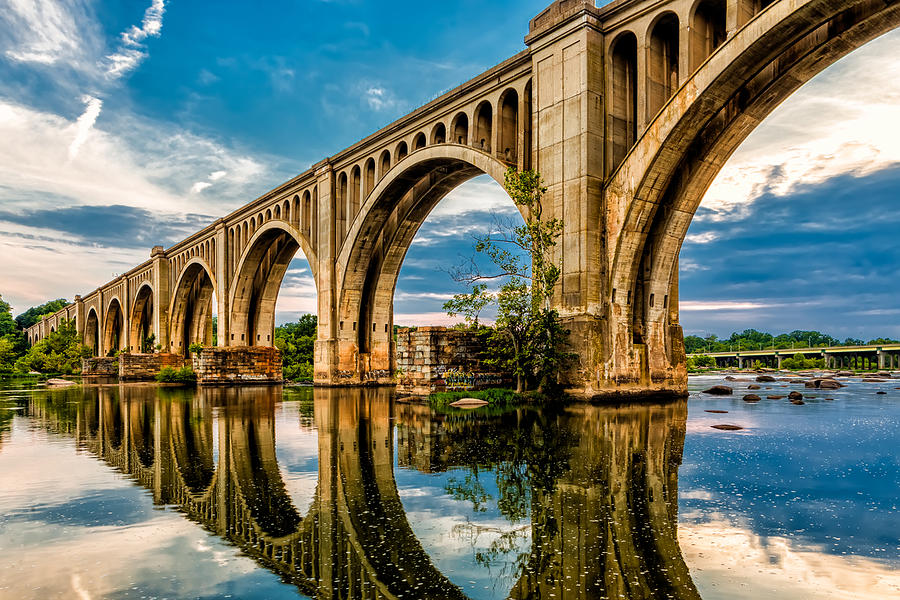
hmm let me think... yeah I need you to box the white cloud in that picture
[364,85,402,112]
[1,0,93,67]
[700,30,900,220]
[103,0,166,80]
[68,95,102,160]
[680,301,773,311]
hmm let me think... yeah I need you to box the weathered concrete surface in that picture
[192,347,282,385]
[82,357,118,378]
[119,353,186,381]
[27,0,900,398]
[395,326,510,395]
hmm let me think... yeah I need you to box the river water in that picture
[0,375,897,599]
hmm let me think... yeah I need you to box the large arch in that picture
[129,283,154,353]
[85,307,100,356]
[102,297,124,356]
[229,221,318,349]
[331,144,519,383]
[606,0,900,386]
[169,258,218,356]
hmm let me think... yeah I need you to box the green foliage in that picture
[444,168,574,393]
[141,333,156,354]
[275,314,316,381]
[188,342,204,355]
[14,298,68,330]
[780,353,825,370]
[685,329,895,354]
[0,337,17,373]
[156,366,197,384]
[0,295,17,338]
[686,354,715,372]
[14,319,87,375]
[428,388,520,410]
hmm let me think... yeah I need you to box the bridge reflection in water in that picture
[27,387,701,600]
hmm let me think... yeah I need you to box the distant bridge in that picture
[24,0,900,397]
[688,344,900,369]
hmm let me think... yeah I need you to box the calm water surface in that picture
[0,375,897,599]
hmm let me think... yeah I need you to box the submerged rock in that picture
[46,378,76,387]
[791,399,806,405]
[743,394,761,402]
[767,395,785,399]
[705,410,729,414]
[711,424,744,431]
[703,385,733,396]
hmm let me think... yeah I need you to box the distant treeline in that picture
[685,329,899,354]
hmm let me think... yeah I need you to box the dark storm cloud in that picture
[0,205,217,249]
[680,165,900,339]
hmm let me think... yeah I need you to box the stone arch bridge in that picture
[26,0,900,397]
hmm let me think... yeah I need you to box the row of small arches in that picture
[333,85,528,243]
[608,0,775,170]
[228,190,317,276]
[172,238,217,284]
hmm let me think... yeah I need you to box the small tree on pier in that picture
[444,168,573,394]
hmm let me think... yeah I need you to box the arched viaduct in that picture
[25,0,900,397]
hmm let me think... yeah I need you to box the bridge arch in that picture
[85,307,100,356]
[129,283,154,353]
[229,221,318,348]
[102,296,124,355]
[333,144,517,382]
[169,258,218,356]
[607,0,900,384]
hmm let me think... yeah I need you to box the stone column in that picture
[151,246,171,351]
[313,162,340,384]
[214,221,229,348]
[74,295,84,343]
[526,5,607,395]
[877,349,885,370]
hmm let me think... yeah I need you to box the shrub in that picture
[188,343,204,356]
[156,366,197,384]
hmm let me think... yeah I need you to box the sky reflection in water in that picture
[0,377,896,599]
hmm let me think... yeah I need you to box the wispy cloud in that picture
[103,0,166,79]
[1,0,94,67]
[68,95,102,160]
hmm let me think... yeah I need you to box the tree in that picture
[0,295,17,338]
[15,319,88,375]
[444,168,572,393]
[275,314,317,381]
[14,299,68,330]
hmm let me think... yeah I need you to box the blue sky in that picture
[0,0,899,339]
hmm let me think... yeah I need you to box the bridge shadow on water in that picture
[25,386,702,600]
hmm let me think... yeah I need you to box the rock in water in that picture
[449,398,489,409]
[46,378,76,386]
[818,379,844,389]
[711,424,744,431]
[791,399,806,405]
[756,375,776,382]
[767,395,785,400]
[705,410,729,414]
[748,384,761,390]
[743,394,762,402]
[788,391,803,400]
[703,385,733,395]
[876,391,887,395]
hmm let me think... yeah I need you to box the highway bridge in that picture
[688,344,900,370]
